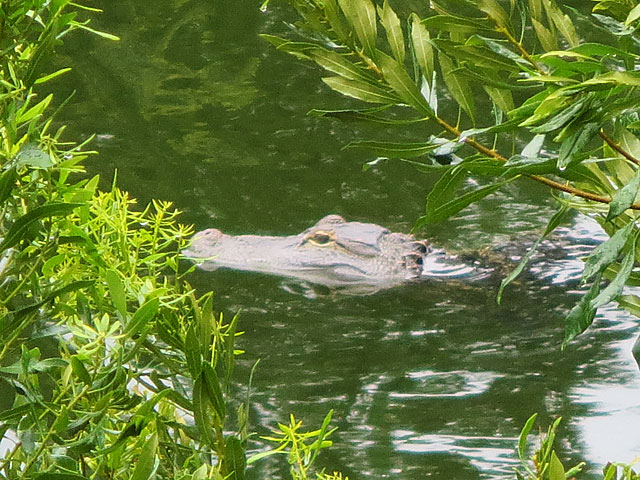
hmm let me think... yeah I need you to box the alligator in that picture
[183,214,479,293]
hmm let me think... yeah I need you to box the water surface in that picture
[51,2,640,477]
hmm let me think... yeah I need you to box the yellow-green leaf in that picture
[439,54,475,124]
[531,17,557,52]
[322,76,398,104]
[377,52,434,117]
[378,0,405,63]
[411,14,434,85]
[338,0,377,58]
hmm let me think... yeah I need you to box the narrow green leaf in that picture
[422,14,494,35]
[202,362,226,420]
[345,140,438,158]
[0,202,81,253]
[591,233,639,309]
[311,48,375,83]
[582,221,634,283]
[563,272,601,348]
[518,413,537,463]
[549,451,566,480]
[71,356,91,386]
[16,94,53,124]
[185,325,203,379]
[519,93,570,127]
[484,86,514,114]
[0,167,17,205]
[557,122,599,169]
[425,167,468,218]
[421,180,509,225]
[378,1,404,63]
[308,108,426,125]
[439,54,475,124]
[411,14,434,83]
[125,298,159,336]
[531,17,557,52]
[130,433,158,480]
[377,52,434,117]
[192,373,217,449]
[338,0,377,58]
[607,169,640,221]
[322,0,350,43]
[543,0,579,47]
[72,23,120,41]
[569,42,636,60]
[34,67,72,85]
[582,71,640,88]
[105,269,127,318]
[223,436,247,480]
[626,4,640,25]
[477,0,509,29]
[530,99,586,133]
[322,76,398,104]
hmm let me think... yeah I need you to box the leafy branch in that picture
[265,0,640,349]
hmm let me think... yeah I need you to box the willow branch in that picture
[599,130,640,167]
[433,115,640,209]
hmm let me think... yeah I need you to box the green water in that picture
[51,1,640,478]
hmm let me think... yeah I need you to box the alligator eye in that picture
[309,232,333,245]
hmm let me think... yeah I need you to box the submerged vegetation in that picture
[0,0,639,478]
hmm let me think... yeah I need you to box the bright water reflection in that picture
[50,1,640,478]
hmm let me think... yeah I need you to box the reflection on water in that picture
[47,1,640,478]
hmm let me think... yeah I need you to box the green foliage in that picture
[515,414,640,480]
[0,2,344,479]
[248,410,341,480]
[264,0,640,350]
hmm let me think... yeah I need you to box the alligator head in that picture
[183,214,429,290]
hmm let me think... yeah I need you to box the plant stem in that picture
[599,130,640,167]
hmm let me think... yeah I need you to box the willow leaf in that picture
[130,433,158,480]
[562,272,601,348]
[439,53,475,124]
[607,169,640,221]
[322,0,350,43]
[338,0,377,58]
[626,4,640,25]
[345,140,438,158]
[377,52,434,116]
[530,98,586,133]
[558,122,600,169]
[422,15,494,35]
[0,202,82,253]
[410,14,434,85]
[309,108,426,125]
[311,48,375,83]
[542,0,579,47]
[378,1,404,63]
[477,0,509,29]
[531,17,557,52]
[484,86,515,113]
[420,181,509,225]
[582,220,634,283]
[591,232,639,309]
[322,76,398,104]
